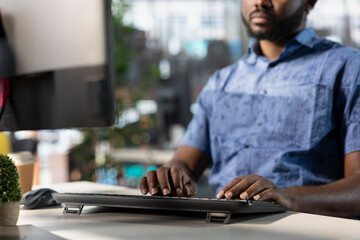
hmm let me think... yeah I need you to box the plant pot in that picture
[0,201,20,226]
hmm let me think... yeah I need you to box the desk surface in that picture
[12,182,360,240]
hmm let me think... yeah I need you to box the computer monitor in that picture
[0,0,115,130]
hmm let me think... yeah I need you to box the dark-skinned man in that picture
[140,0,360,218]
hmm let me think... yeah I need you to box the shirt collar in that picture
[292,28,319,49]
[245,28,320,64]
[247,28,321,53]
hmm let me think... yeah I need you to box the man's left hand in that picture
[216,175,294,209]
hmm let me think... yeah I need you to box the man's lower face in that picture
[242,4,306,42]
[250,22,275,37]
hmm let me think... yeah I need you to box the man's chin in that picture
[249,25,274,37]
[249,30,272,40]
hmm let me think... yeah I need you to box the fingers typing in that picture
[170,167,183,196]
[139,177,149,195]
[217,175,277,200]
[156,167,171,195]
[147,170,160,195]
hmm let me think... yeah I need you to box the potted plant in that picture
[0,154,22,226]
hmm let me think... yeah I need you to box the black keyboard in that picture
[53,193,289,224]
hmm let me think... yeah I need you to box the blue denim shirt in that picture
[180,28,360,195]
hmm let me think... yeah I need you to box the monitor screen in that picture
[0,0,115,130]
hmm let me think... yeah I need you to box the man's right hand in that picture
[139,166,198,197]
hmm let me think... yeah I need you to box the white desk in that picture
[8,182,360,239]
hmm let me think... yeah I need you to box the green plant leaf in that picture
[0,154,22,204]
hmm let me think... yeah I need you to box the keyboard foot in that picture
[63,204,84,215]
[206,212,231,224]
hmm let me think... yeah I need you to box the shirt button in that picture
[262,90,268,95]
[257,121,263,126]
[244,145,249,149]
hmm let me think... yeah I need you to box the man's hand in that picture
[216,175,294,209]
[139,166,198,197]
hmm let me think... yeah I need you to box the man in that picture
[140,0,360,218]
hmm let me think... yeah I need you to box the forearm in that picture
[284,172,360,218]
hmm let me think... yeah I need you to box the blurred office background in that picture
[5,0,360,195]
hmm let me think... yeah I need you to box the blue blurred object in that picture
[146,165,157,174]
[124,164,145,179]
[184,40,208,58]
[229,40,243,61]
[96,167,118,185]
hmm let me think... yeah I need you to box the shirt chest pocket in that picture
[209,84,331,150]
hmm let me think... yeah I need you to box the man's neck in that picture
[258,40,287,61]
[258,31,301,61]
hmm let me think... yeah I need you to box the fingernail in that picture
[176,188,183,195]
[240,192,248,200]
[163,187,170,195]
[141,189,147,195]
[225,192,233,199]
[150,188,158,195]
[254,195,260,201]
[217,190,224,199]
